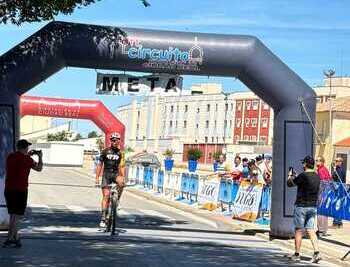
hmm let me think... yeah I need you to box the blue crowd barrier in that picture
[318,182,350,221]
[231,181,240,203]
[219,179,232,205]
[180,173,190,199]
[157,170,164,193]
[189,174,199,202]
[260,186,271,213]
[143,167,154,189]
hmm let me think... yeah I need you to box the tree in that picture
[74,133,83,141]
[88,131,98,138]
[0,0,151,25]
[47,131,71,141]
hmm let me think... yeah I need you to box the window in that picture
[251,118,257,127]
[206,120,209,128]
[205,137,208,143]
[262,118,268,128]
[246,101,251,110]
[216,104,218,111]
[169,121,173,128]
[244,135,249,141]
[235,135,240,141]
[214,120,217,128]
[196,123,199,129]
[171,105,174,112]
[231,103,234,110]
[250,135,257,141]
[245,118,250,127]
[237,102,242,111]
[197,107,200,113]
[252,100,259,110]
[260,136,267,143]
[225,103,228,111]
[224,120,227,129]
[137,124,140,130]
[212,137,215,143]
[175,121,178,128]
[137,111,141,118]
[229,120,232,129]
[143,136,146,140]
[176,105,179,112]
[184,120,187,128]
[263,103,269,110]
[236,118,241,127]
[216,137,219,143]
[207,104,210,112]
[316,97,321,103]
[185,105,188,112]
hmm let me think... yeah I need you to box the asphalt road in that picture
[0,167,340,267]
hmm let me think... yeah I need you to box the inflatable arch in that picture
[0,21,316,237]
[20,95,125,148]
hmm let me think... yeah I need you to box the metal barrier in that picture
[180,173,190,199]
[157,170,164,193]
[189,174,199,203]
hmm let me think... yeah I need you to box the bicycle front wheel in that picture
[110,194,119,236]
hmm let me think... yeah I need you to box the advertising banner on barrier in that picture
[318,182,350,221]
[197,179,220,210]
[231,181,263,222]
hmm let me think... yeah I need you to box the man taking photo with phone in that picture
[3,139,43,248]
[287,155,321,263]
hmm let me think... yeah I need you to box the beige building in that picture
[20,116,52,136]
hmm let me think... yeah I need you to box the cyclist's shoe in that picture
[287,253,301,262]
[14,239,22,248]
[2,239,14,248]
[99,220,106,228]
[311,253,321,264]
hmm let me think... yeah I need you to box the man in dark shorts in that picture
[287,155,321,263]
[95,132,125,228]
[3,139,43,248]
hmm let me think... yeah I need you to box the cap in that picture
[301,155,315,166]
[16,139,32,149]
[255,155,263,162]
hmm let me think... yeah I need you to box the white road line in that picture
[139,209,176,222]
[66,205,90,213]
[28,204,53,213]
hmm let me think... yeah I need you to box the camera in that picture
[29,149,42,156]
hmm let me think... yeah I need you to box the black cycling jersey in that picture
[100,147,124,174]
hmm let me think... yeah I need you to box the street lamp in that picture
[223,92,229,155]
[323,69,335,162]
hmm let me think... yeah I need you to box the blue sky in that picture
[1,0,350,135]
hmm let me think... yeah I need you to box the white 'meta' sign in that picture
[96,73,183,96]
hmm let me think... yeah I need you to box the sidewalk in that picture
[75,167,350,266]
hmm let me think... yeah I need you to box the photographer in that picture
[3,139,43,248]
[286,156,321,263]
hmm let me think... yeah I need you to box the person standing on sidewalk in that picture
[331,157,346,228]
[287,156,321,263]
[316,156,331,236]
[3,139,43,248]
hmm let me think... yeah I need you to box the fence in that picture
[126,164,350,222]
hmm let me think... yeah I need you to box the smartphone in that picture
[288,166,294,176]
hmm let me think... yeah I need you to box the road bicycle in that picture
[105,183,119,236]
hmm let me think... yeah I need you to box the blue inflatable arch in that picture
[0,21,316,237]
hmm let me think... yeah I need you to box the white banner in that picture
[96,73,183,96]
[197,179,220,205]
[231,181,263,222]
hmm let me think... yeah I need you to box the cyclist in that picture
[95,132,125,228]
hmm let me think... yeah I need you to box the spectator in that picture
[287,155,321,263]
[261,154,272,185]
[3,140,43,248]
[241,158,249,178]
[316,156,331,236]
[331,157,346,228]
[231,155,243,180]
[247,159,264,184]
[216,154,230,177]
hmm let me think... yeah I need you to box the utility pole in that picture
[323,69,335,165]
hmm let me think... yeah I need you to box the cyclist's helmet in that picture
[110,132,121,140]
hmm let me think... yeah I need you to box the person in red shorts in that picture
[3,139,43,248]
